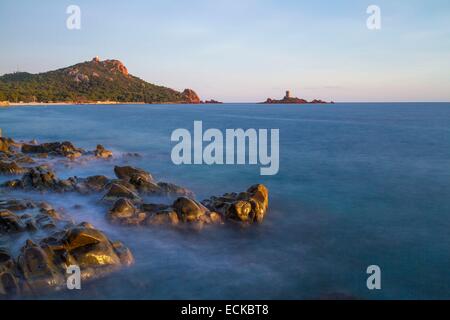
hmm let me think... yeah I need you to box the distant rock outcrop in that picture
[181,89,201,104]
[263,90,332,104]
[202,99,223,104]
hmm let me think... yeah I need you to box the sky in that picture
[0,0,449,102]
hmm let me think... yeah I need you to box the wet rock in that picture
[0,248,20,296]
[103,183,141,202]
[140,203,179,226]
[113,165,191,197]
[132,178,161,194]
[0,137,17,153]
[145,209,179,226]
[0,199,35,212]
[75,175,110,193]
[105,185,268,227]
[157,182,195,198]
[61,225,128,278]
[0,210,26,233]
[63,226,110,250]
[3,166,77,192]
[35,153,48,159]
[0,199,134,296]
[111,241,134,266]
[0,160,28,175]
[108,198,146,225]
[13,154,35,164]
[172,197,211,223]
[94,145,113,159]
[36,224,134,284]
[22,166,59,190]
[2,179,22,188]
[17,240,65,292]
[0,247,15,269]
[246,184,269,223]
[202,184,269,224]
[118,167,193,197]
[114,165,153,182]
[21,141,84,158]
[0,272,20,296]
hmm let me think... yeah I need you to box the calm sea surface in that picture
[1,103,449,299]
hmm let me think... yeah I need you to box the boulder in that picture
[172,197,210,223]
[141,203,179,226]
[114,165,153,182]
[35,224,134,287]
[22,141,84,158]
[0,210,26,233]
[103,183,141,202]
[94,145,113,159]
[17,240,66,292]
[0,248,20,296]
[0,199,35,212]
[20,166,69,191]
[75,175,110,193]
[111,241,134,266]
[61,226,125,278]
[108,198,146,225]
[113,166,194,198]
[0,137,17,153]
[157,182,195,198]
[145,210,179,225]
[202,184,269,224]
[0,161,28,175]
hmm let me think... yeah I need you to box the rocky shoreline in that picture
[0,135,269,297]
[263,91,333,104]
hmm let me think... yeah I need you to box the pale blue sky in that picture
[1,0,449,102]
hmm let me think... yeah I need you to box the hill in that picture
[0,57,201,104]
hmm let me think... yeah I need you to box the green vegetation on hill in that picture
[0,58,199,104]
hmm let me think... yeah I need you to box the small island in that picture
[263,91,333,104]
[202,99,223,104]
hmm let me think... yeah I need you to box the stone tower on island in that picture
[285,90,291,99]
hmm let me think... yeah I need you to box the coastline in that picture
[5,101,182,107]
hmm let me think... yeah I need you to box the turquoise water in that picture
[1,103,449,299]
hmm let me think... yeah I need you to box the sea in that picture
[0,102,449,299]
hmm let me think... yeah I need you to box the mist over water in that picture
[1,103,450,299]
